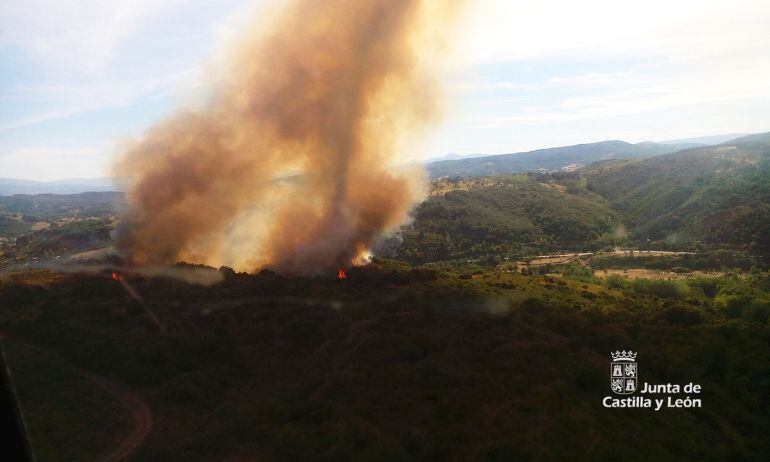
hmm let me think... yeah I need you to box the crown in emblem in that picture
[611,350,637,360]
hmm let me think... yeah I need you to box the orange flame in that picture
[337,269,347,280]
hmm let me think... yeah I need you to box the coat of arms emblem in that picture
[610,350,637,394]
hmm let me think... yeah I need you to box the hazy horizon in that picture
[0,131,763,183]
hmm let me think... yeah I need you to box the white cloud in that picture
[433,0,770,151]
[0,0,185,75]
[453,0,770,65]
[0,146,108,181]
[547,72,628,86]
[0,0,257,129]
[460,51,770,128]
[0,0,258,180]
[2,0,769,178]
[0,67,198,130]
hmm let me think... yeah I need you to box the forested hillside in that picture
[401,133,770,263]
[397,174,620,263]
[585,133,770,253]
[2,262,769,461]
[2,135,769,267]
[0,192,123,265]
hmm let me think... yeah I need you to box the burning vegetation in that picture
[113,0,462,275]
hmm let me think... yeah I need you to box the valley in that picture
[3,1,768,460]
[1,133,769,461]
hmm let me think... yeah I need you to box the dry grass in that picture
[594,268,723,280]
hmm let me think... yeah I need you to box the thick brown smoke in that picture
[113,0,461,274]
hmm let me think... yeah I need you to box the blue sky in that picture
[2,0,770,180]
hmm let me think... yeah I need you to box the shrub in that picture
[604,275,628,290]
[689,278,719,298]
[663,304,702,325]
[520,297,547,313]
[580,290,597,300]
[718,295,755,318]
[744,300,770,323]
[631,279,688,299]
[561,262,597,283]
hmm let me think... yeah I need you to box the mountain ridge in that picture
[583,132,770,252]
[399,132,770,262]
[0,177,125,196]
[426,140,703,179]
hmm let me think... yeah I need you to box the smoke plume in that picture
[113,0,461,274]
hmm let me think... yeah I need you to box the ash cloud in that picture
[113,0,461,274]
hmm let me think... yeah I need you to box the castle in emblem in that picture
[610,350,637,394]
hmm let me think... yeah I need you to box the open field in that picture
[514,249,706,274]
[595,268,724,280]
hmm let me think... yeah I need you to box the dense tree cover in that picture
[400,133,770,264]
[589,250,763,272]
[0,191,124,221]
[5,219,114,263]
[397,174,620,263]
[0,192,122,245]
[3,135,770,268]
[585,133,770,253]
[0,135,769,460]
[1,263,768,461]
[0,215,30,237]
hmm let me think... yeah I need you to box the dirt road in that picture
[85,374,153,462]
[7,341,153,462]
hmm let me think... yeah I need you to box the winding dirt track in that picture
[8,341,153,462]
[84,373,153,462]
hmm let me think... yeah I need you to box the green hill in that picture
[0,192,123,265]
[397,174,620,263]
[8,219,115,262]
[0,191,124,221]
[3,136,770,266]
[0,177,121,196]
[2,263,769,461]
[584,133,770,253]
[398,133,770,264]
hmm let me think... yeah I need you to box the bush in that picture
[689,278,719,298]
[744,300,770,323]
[520,297,547,313]
[604,275,629,290]
[719,295,755,318]
[631,279,688,299]
[218,266,236,280]
[561,262,597,283]
[662,304,702,325]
